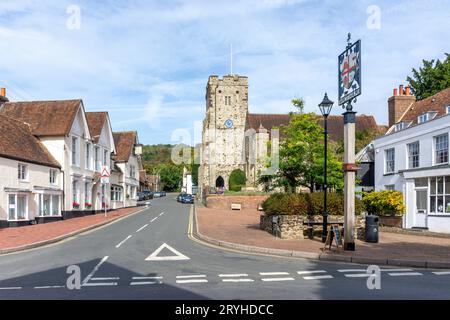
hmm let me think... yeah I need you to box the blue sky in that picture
[0,0,449,145]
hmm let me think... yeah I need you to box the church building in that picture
[198,74,384,194]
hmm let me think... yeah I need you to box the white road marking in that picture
[132,276,163,280]
[261,277,295,282]
[388,272,423,277]
[338,269,366,273]
[176,279,208,284]
[82,282,118,287]
[432,271,450,275]
[159,212,165,216]
[136,224,149,232]
[91,277,119,281]
[145,243,190,261]
[130,281,161,285]
[34,285,65,289]
[176,275,207,279]
[82,256,109,285]
[303,275,334,280]
[259,272,290,276]
[150,217,158,223]
[0,287,22,290]
[222,279,254,283]
[115,235,132,248]
[219,274,249,278]
[381,268,413,272]
[297,270,326,275]
[344,274,375,278]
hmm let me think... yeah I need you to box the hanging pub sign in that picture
[338,39,361,106]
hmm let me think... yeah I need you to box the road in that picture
[0,194,449,300]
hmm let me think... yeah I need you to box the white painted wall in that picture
[0,157,62,222]
[374,114,450,233]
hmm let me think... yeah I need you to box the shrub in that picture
[362,190,405,216]
[229,169,247,192]
[262,192,362,216]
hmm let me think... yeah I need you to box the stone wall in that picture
[260,215,304,240]
[260,214,367,240]
[206,195,269,210]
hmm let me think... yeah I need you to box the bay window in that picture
[38,194,61,216]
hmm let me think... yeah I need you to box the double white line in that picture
[298,270,333,280]
[176,275,208,284]
[260,272,294,282]
[130,276,163,286]
[219,273,254,283]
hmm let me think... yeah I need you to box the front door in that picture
[414,189,427,228]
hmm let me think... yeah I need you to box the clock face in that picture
[224,119,233,128]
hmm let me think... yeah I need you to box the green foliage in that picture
[407,53,450,100]
[276,112,343,192]
[229,169,247,192]
[291,98,305,113]
[158,163,183,192]
[262,192,362,216]
[362,190,406,216]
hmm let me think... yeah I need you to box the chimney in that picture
[0,87,8,105]
[388,84,415,127]
[393,88,398,96]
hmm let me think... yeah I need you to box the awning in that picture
[4,188,32,193]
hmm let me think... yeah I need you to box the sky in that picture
[0,0,449,146]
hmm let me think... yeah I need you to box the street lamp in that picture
[318,93,334,243]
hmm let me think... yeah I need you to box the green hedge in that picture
[262,192,362,216]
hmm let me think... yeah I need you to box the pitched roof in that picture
[86,112,108,143]
[113,131,137,162]
[398,87,450,127]
[246,113,382,142]
[0,115,60,168]
[0,100,81,136]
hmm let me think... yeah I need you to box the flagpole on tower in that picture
[230,44,233,75]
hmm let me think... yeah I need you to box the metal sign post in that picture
[338,34,361,251]
[101,166,110,218]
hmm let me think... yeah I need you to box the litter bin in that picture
[365,215,379,243]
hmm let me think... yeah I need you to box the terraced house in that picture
[374,86,450,233]
[0,88,141,227]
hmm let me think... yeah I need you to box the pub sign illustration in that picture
[338,39,361,106]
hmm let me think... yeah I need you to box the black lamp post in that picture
[318,93,334,243]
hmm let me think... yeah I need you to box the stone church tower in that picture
[199,74,248,192]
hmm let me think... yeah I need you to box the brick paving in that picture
[0,206,143,251]
[196,206,450,263]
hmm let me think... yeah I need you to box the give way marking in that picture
[145,243,190,261]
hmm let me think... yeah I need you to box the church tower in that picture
[199,74,249,192]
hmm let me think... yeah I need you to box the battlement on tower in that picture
[207,74,248,86]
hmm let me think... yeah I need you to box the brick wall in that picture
[205,195,269,210]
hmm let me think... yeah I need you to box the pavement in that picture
[195,206,450,269]
[0,194,450,299]
[0,206,145,254]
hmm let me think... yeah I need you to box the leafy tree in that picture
[407,53,450,100]
[277,112,343,192]
[158,163,183,192]
[229,169,247,191]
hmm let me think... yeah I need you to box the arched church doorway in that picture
[215,176,224,188]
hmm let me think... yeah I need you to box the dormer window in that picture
[418,111,437,124]
[395,121,411,132]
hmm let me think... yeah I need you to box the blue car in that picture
[182,194,194,204]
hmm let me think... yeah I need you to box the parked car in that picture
[177,192,186,202]
[181,194,194,204]
[137,192,146,201]
[153,191,162,198]
[161,191,166,197]
[142,190,153,199]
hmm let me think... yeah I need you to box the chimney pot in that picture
[0,87,5,97]
[393,88,398,96]
[405,86,411,96]
[399,85,404,95]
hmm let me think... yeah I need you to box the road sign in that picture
[338,39,361,106]
[101,166,110,184]
[145,243,190,261]
[101,176,110,184]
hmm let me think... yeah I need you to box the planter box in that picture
[379,215,403,228]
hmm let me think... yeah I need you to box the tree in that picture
[158,163,183,192]
[229,169,246,191]
[277,112,343,192]
[407,53,450,100]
